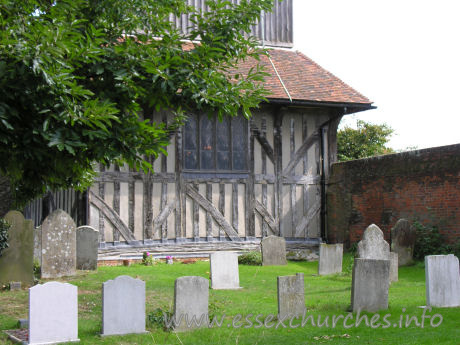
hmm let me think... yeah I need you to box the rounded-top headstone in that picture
[357,224,389,260]
[76,226,99,270]
[40,209,77,278]
[391,219,416,266]
[0,211,34,286]
[261,236,287,266]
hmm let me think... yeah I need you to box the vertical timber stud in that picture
[193,182,199,241]
[320,124,328,240]
[219,183,225,241]
[175,125,183,241]
[302,115,309,239]
[98,164,105,242]
[290,116,297,237]
[261,115,268,237]
[113,164,120,242]
[143,155,154,240]
[247,118,256,238]
[128,167,135,234]
[273,107,284,236]
[232,183,238,237]
[161,113,168,242]
[206,183,213,241]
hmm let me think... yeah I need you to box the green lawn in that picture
[1,255,459,345]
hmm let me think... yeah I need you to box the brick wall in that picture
[326,144,460,247]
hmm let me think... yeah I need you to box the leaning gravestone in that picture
[425,254,460,307]
[391,219,416,266]
[261,236,287,266]
[102,275,146,336]
[210,252,240,289]
[318,243,343,275]
[357,224,390,260]
[351,258,390,312]
[76,226,99,270]
[278,273,306,319]
[389,252,398,283]
[174,276,209,331]
[40,209,76,278]
[0,211,34,287]
[29,282,79,345]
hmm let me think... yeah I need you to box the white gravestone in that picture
[210,252,240,289]
[174,276,209,331]
[318,243,343,275]
[425,254,460,307]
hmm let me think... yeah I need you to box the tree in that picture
[0,0,273,211]
[337,120,394,162]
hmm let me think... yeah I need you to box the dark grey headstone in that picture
[102,275,146,336]
[351,258,390,312]
[261,236,287,266]
[391,219,416,266]
[357,224,390,260]
[40,209,76,278]
[76,226,99,270]
[277,273,305,319]
[0,211,34,286]
[174,276,209,332]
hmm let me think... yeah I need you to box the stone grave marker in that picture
[425,254,460,307]
[261,236,287,266]
[351,258,390,312]
[357,224,390,260]
[29,282,79,344]
[277,273,306,319]
[391,219,416,266]
[76,226,99,270]
[174,276,209,331]
[318,243,343,275]
[0,211,34,286]
[210,252,240,289]
[102,275,146,336]
[40,209,76,278]
[389,252,398,283]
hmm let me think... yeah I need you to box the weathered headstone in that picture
[102,275,146,336]
[210,252,240,289]
[261,236,287,266]
[425,254,460,307]
[391,219,416,266]
[277,273,306,319]
[76,226,99,270]
[33,226,41,265]
[174,276,209,331]
[10,282,22,291]
[389,252,398,283]
[357,224,390,260]
[318,243,343,275]
[40,209,76,278]
[351,258,390,312]
[0,211,34,287]
[29,282,79,345]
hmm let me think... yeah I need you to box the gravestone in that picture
[391,219,416,266]
[210,252,240,289]
[277,273,306,319]
[389,252,398,283]
[174,276,209,331]
[318,243,343,275]
[29,282,79,345]
[425,254,460,307]
[261,236,287,266]
[33,226,41,265]
[0,211,34,287]
[76,226,99,270]
[351,258,390,312]
[357,224,390,260]
[102,275,146,336]
[40,209,76,278]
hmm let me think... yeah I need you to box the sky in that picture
[292,0,460,150]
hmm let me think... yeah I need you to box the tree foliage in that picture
[0,0,272,206]
[337,120,394,162]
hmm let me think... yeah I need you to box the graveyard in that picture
[1,254,460,345]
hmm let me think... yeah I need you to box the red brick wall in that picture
[326,144,460,247]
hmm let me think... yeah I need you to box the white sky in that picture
[292,0,460,150]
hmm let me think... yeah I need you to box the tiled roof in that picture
[236,48,372,105]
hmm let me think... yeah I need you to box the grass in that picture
[1,254,459,344]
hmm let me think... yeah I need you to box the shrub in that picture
[33,258,41,279]
[0,218,10,257]
[142,251,155,266]
[238,251,262,266]
[147,307,173,330]
[413,221,451,260]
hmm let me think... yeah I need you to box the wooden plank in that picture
[289,117,296,236]
[153,200,176,231]
[128,171,135,234]
[219,183,225,240]
[254,200,277,234]
[232,183,238,235]
[161,135,168,240]
[98,164,105,242]
[295,200,321,237]
[143,157,154,239]
[192,182,199,239]
[261,116,268,237]
[253,128,275,164]
[273,109,283,236]
[206,183,212,239]
[175,126,183,239]
[302,115,309,217]
[113,165,120,241]
[89,191,136,241]
[95,171,175,183]
[186,184,239,241]
[247,119,256,237]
